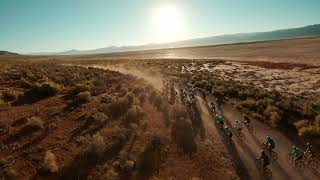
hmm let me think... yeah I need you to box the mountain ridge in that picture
[30,24,320,55]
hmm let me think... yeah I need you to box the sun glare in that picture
[153,5,181,41]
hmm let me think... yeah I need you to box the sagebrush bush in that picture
[101,95,115,104]
[297,126,319,137]
[73,91,91,105]
[24,82,58,100]
[105,96,131,118]
[79,133,106,156]
[294,120,309,130]
[270,111,281,127]
[118,87,128,97]
[18,78,32,88]
[1,90,17,102]
[91,112,109,125]
[43,150,58,173]
[5,169,18,180]
[70,84,90,96]
[25,116,44,130]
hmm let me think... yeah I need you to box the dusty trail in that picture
[221,104,320,180]
[195,96,250,179]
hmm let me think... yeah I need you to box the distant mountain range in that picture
[27,24,320,55]
[0,51,19,56]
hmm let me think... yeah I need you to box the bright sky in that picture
[1,0,320,54]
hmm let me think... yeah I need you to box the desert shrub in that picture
[42,150,58,173]
[240,99,258,111]
[1,89,17,102]
[139,93,146,106]
[315,115,320,128]
[118,87,128,97]
[78,132,106,157]
[0,99,9,111]
[105,96,132,118]
[70,84,89,97]
[270,111,281,127]
[124,105,145,124]
[25,116,44,130]
[18,78,33,88]
[91,112,109,125]
[294,120,309,130]
[133,86,144,95]
[5,169,18,180]
[101,95,115,104]
[302,101,318,118]
[297,126,319,137]
[73,91,91,105]
[23,82,58,100]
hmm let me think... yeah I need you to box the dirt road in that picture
[196,95,319,180]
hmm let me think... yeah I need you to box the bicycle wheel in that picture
[286,153,293,164]
[271,151,278,161]
[248,126,254,133]
[264,168,272,180]
[308,159,318,170]
[296,161,305,172]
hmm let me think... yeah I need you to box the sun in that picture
[153,5,181,41]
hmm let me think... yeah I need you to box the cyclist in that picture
[234,120,243,134]
[257,150,270,169]
[305,142,314,159]
[292,146,303,167]
[209,101,216,113]
[215,114,225,128]
[243,114,251,125]
[224,126,233,139]
[264,136,276,151]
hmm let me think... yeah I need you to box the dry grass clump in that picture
[0,89,18,102]
[294,115,320,137]
[70,84,90,97]
[24,116,44,130]
[26,82,59,99]
[78,132,106,157]
[42,150,59,173]
[101,94,115,104]
[91,112,109,125]
[73,91,91,105]
[5,169,18,180]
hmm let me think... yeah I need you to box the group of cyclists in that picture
[209,100,317,177]
[169,80,317,178]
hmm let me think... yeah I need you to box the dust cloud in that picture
[90,64,165,90]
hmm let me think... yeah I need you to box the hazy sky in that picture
[1,0,320,54]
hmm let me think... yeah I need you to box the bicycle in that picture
[262,143,278,161]
[233,127,245,140]
[286,153,305,172]
[242,120,254,133]
[303,151,318,170]
[255,158,272,179]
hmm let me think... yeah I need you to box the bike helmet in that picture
[306,142,311,146]
[267,136,271,140]
[292,145,297,149]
